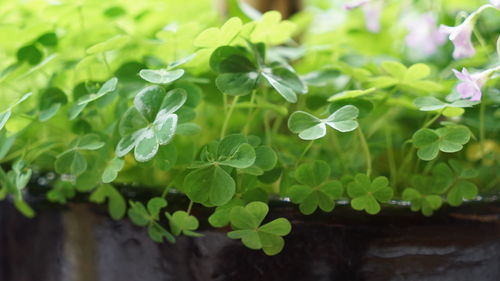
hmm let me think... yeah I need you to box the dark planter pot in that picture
[1,196,500,281]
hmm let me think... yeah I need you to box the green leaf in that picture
[17,44,42,65]
[412,128,440,161]
[139,69,185,85]
[288,106,359,140]
[134,86,166,122]
[102,158,125,183]
[262,70,299,103]
[147,197,167,219]
[215,72,259,96]
[47,181,75,204]
[295,161,330,186]
[184,165,236,206]
[414,97,446,111]
[405,63,430,81]
[39,87,68,121]
[77,77,118,104]
[134,128,159,162]
[86,35,129,54]
[148,222,176,243]
[154,143,177,171]
[194,17,243,48]
[219,143,256,168]
[89,184,126,220]
[249,11,296,45]
[447,181,477,207]
[74,134,105,150]
[0,92,32,130]
[382,61,407,80]
[55,150,87,176]
[14,198,35,218]
[208,198,245,227]
[0,131,15,160]
[166,211,202,237]
[347,174,393,215]
[128,201,150,226]
[228,202,291,256]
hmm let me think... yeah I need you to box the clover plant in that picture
[0,0,499,256]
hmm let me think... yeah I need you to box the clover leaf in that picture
[209,43,307,102]
[184,134,256,206]
[288,105,359,140]
[208,198,245,227]
[69,77,118,120]
[47,181,75,204]
[0,92,32,131]
[0,163,34,218]
[116,86,187,162]
[139,54,195,85]
[55,134,105,176]
[248,11,296,45]
[194,17,243,48]
[101,158,125,183]
[166,211,202,237]
[403,188,442,216]
[288,161,343,215]
[369,62,442,93]
[38,87,68,121]
[228,202,291,255]
[402,176,443,216]
[347,174,393,215]
[412,126,471,161]
[431,160,478,206]
[89,184,126,220]
[241,145,278,176]
[128,198,175,243]
[414,96,477,117]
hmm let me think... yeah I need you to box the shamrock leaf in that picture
[228,202,291,255]
[101,158,125,183]
[412,126,471,161]
[347,174,393,215]
[184,165,236,206]
[86,35,130,54]
[369,62,442,93]
[210,45,259,96]
[414,96,477,117]
[288,161,343,215]
[0,92,32,130]
[241,145,278,176]
[194,17,243,48]
[127,198,175,243]
[261,63,308,103]
[116,86,187,162]
[402,176,443,216]
[288,105,359,140]
[0,164,34,218]
[38,87,68,121]
[166,211,202,237]
[47,181,75,204]
[55,134,105,176]
[403,188,442,216]
[248,11,296,45]
[208,198,245,227]
[17,44,43,65]
[431,160,478,207]
[139,54,195,85]
[185,134,256,206]
[69,77,118,120]
[89,184,126,220]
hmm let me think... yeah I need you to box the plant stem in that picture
[220,96,239,139]
[297,140,314,165]
[385,126,397,187]
[161,182,174,198]
[479,100,486,163]
[357,127,372,177]
[242,90,257,135]
[186,200,194,215]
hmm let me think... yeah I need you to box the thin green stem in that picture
[357,127,372,177]
[220,96,239,139]
[385,126,397,187]
[242,90,257,135]
[161,182,174,198]
[296,140,314,165]
[479,100,486,163]
[186,200,194,215]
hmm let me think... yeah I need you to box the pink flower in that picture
[452,68,487,101]
[440,21,475,59]
[405,13,447,54]
[491,0,500,8]
[344,0,383,33]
